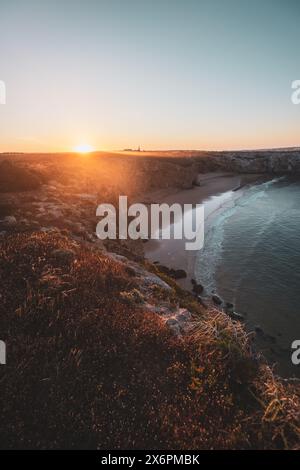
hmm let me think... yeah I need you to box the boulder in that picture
[225,302,234,311]
[172,269,187,279]
[229,311,244,321]
[165,318,181,335]
[212,294,223,305]
[156,264,187,279]
[192,282,204,295]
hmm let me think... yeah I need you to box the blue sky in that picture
[0,0,299,151]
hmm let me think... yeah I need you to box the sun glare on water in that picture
[73,144,94,154]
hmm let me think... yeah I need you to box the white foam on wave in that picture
[195,177,284,294]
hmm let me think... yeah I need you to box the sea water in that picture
[195,176,300,377]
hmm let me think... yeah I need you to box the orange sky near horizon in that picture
[1,124,299,154]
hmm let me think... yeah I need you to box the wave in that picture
[195,176,284,293]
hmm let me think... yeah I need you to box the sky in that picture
[0,0,299,152]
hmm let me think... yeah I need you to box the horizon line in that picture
[1,146,300,155]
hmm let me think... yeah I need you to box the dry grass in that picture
[0,160,43,192]
[252,366,300,449]
[0,232,299,449]
[189,309,300,449]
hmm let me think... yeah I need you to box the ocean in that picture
[195,176,300,378]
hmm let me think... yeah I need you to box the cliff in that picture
[0,231,299,449]
[0,154,300,449]
[194,149,300,174]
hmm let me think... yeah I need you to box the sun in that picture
[73,143,94,154]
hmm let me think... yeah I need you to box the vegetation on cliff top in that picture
[0,160,43,192]
[0,232,299,449]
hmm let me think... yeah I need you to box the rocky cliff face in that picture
[194,150,300,174]
[137,158,198,190]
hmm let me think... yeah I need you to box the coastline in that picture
[1,158,299,448]
[144,172,265,291]
[144,172,300,379]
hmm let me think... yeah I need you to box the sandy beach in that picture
[144,172,263,290]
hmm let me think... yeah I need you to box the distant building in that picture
[123,146,142,152]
